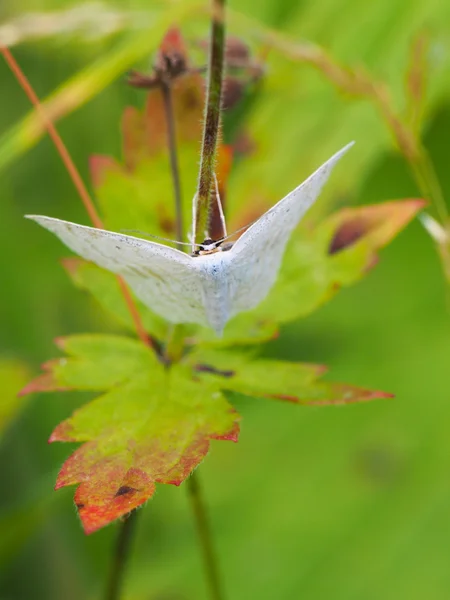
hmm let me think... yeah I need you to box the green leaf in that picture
[188,349,393,405]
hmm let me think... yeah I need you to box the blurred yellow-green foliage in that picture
[1,0,450,598]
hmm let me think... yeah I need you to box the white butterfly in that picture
[26,143,353,335]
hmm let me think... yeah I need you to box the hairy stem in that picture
[1,45,152,347]
[161,81,184,242]
[104,510,139,600]
[184,5,228,594]
[194,0,226,246]
[187,472,225,600]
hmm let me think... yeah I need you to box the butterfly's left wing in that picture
[26,216,209,327]
[226,143,353,316]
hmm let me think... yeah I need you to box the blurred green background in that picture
[1,1,450,599]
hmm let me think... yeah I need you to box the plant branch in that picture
[104,510,139,600]
[161,81,184,242]
[1,45,152,347]
[194,0,226,246]
[187,472,225,600]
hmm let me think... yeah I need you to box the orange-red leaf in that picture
[327,199,426,255]
[22,335,238,533]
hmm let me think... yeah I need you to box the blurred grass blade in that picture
[0,359,30,442]
[0,0,202,173]
[0,3,146,48]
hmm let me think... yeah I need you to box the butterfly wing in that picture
[226,143,353,315]
[26,216,208,326]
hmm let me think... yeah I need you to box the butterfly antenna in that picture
[120,229,197,248]
[215,215,260,245]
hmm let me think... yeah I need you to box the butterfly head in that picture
[192,238,231,256]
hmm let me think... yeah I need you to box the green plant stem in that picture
[104,510,139,600]
[410,146,448,224]
[163,323,186,363]
[161,81,184,242]
[158,7,225,596]
[187,472,225,600]
[187,4,227,589]
[194,0,226,246]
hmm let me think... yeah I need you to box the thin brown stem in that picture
[1,45,152,347]
[161,81,184,242]
[187,472,225,600]
[116,277,153,346]
[104,510,139,600]
[194,0,226,246]
[1,45,103,228]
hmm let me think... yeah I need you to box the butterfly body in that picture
[26,143,353,335]
[196,252,236,334]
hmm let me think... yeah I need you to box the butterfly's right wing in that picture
[225,143,353,316]
[26,216,208,326]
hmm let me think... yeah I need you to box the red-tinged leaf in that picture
[89,29,239,243]
[18,368,68,397]
[327,199,426,255]
[188,350,393,405]
[121,106,151,172]
[243,199,425,325]
[22,335,238,533]
[143,72,205,155]
[157,27,188,66]
[89,155,120,189]
[121,30,204,168]
[217,144,234,200]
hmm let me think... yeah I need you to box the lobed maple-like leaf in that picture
[23,335,238,533]
[21,334,391,533]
